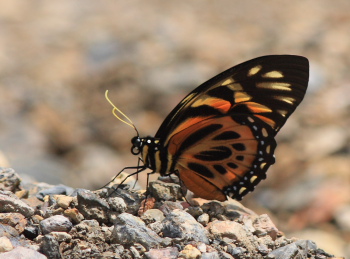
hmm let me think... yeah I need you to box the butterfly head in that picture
[131,136,142,155]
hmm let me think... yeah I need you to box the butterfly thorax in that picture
[131,136,162,172]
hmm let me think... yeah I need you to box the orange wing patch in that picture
[167,115,276,200]
[177,166,227,201]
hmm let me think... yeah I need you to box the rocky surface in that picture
[0,1,349,257]
[0,168,341,258]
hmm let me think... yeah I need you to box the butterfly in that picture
[107,55,309,201]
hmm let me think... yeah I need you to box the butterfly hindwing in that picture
[166,114,276,200]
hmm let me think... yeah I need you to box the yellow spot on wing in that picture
[221,78,234,86]
[248,65,262,76]
[250,175,258,183]
[266,145,271,153]
[245,102,272,113]
[239,187,247,195]
[255,115,276,129]
[191,95,211,107]
[191,96,231,113]
[261,128,268,137]
[260,162,267,169]
[262,70,284,78]
[234,92,252,102]
[277,109,288,117]
[277,96,295,104]
[227,83,243,91]
[257,82,291,91]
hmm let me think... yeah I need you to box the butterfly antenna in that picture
[105,90,139,136]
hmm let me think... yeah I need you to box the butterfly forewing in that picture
[156,55,309,140]
[140,55,308,201]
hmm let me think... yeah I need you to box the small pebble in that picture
[197,213,209,226]
[178,244,201,259]
[0,236,13,252]
[40,215,73,234]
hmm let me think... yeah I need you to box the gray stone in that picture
[227,246,246,257]
[201,201,225,219]
[36,184,75,201]
[0,191,34,217]
[196,242,206,252]
[186,206,204,218]
[0,167,21,192]
[40,215,73,234]
[112,212,162,250]
[294,239,317,250]
[144,247,179,259]
[148,180,183,201]
[162,209,209,244]
[257,244,270,255]
[108,188,142,215]
[141,209,165,224]
[223,200,257,217]
[197,213,210,226]
[217,251,234,259]
[133,243,147,254]
[0,246,47,259]
[258,235,275,248]
[206,220,256,253]
[76,189,110,223]
[69,220,105,244]
[253,214,279,240]
[160,237,172,247]
[130,245,141,259]
[50,231,72,242]
[158,201,183,215]
[0,223,20,246]
[202,251,220,259]
[75,219,100,229]
[108,196,127,213]
[40,234,60,259]
[268,243,303,259]
[148,221,163,234]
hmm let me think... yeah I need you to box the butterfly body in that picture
[129,55,309,201]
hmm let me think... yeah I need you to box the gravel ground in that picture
[0,168,340,258]
[0,1,349,257]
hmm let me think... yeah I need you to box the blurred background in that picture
[0,0,349,256]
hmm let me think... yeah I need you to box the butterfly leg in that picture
[99,157,145,189]
[172,170,191,204]
[106,166,148,197]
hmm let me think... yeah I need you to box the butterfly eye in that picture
[131,136,142,155]
[131,147,140,155]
